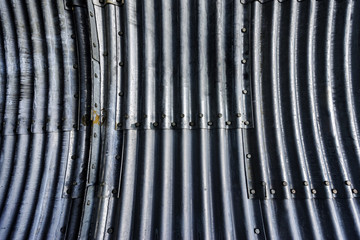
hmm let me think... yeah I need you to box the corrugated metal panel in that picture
[1,0,360,239]
[0,0,91,239]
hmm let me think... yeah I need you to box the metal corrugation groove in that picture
[1,0,360,239]
[0,0,91,239]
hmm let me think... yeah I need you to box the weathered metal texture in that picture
[1,0,360,239]
[0,0,91,239]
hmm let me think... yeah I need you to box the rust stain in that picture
[92,110,100,125]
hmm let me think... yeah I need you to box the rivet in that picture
[236,113,241,118]
[241,59,247,64]
[119,61,124,66]
[242,89,248,94]
[71,34,75,39]
[171,122,176,127]
[66,189,71,194]
[60,227,66,233]
[199,113,203,118]
[254,228,260,235]
[90,12,93,17]
[324,181,329,186]
[153,122,159,127]
[345,180,351,186]
[117,122,122,128]
[217,113,222,118]
[124,114,129,119]
[208,121,213,126]
[352,189,358,194]
[226,121,232,126]
[95,103,98,108]
[73,181,77,186]
[189,122,195,126]
[94,133,97,138]
[261,181,266,186]
[112,189,117,194]
[180,114,185,118]
[162,114,166,119]
[107,228,113,234]
[93,43,96,48]
[73,64,78,69]
[74,94,79,98]
[241,27,247,33]
[332,189,337,194]
[118,91,124,96]
[250,189,256,194]
[246,153,251,159]
[118,31,124,36]
[303,181,308,186]
[71,155,76,160]
[244,120,250,125]
[270,189,276,194]
[87,200,91,205]
[282,181,287,186]
[95,73,98,78]
[92,164,95,169]
[115,155,121,160]
[311,189,317,194]
[291,189,296,194]
[135,122,140,127]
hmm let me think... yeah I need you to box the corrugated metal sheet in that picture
[1,0,360,239]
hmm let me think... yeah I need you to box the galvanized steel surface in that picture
[0,0,360,239]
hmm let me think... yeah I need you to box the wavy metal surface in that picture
[0,0,91,239]
[1,0,360,239]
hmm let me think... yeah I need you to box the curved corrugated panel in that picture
[0,0,91,239]
[1,0,360,239]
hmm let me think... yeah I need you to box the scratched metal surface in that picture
[0,0,91,239]
[1,0,360,239]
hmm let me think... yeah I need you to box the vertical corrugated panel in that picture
[1,0,360,239]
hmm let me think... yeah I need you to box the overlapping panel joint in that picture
[0,0,92,239]
[243,0,360,201]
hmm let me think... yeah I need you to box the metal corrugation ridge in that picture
[81,0,360,239]
[1,0,360,239]
[0,0,92,239]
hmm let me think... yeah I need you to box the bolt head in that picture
[207,121,213,126]
[303,181,308,186]
[226,121,231,126]
[311,189,317,194]
[291,189,296,194]
[241,27,247,33]
[324,181,329,186]
[107,228,113,234]
[332,189,337,194]
[345,180,351,186]
[254,228,260,234]
[282,181,287,186]
[171,122,176,127]
[153,122,159,127]
[242,89,248,94]
[241,59,247,64]
[250,189,256,194]
[246,154,251,159]
[244,120,250,125]
[352,189,358,194]
[270,189,276,194]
